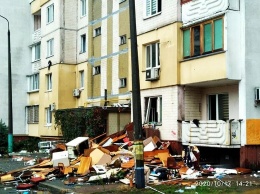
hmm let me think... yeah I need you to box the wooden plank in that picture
[121,159,135,169]
[157,152,170,167]
[144,149,169,158]
[77,157,91,175]
[0,174,15,182]
[7,159,51,174]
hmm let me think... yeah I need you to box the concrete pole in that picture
[129,0,145,189]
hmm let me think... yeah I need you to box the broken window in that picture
[208,93,229,120]
[144,96,162,124]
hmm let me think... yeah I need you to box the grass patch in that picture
[94,184,245,194]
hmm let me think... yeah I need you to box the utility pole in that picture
[129,0,145,189]
[0,15,13,153]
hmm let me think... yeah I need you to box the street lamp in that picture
[0,14,13,153]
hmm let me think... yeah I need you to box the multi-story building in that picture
[133,0,260,167]
[27,0,131,139]
[134,0,183,152]
[0,1,32,137]
[180,0,260,167]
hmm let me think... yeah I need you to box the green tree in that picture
[54,107,106,142]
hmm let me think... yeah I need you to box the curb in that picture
[38,181,75,194]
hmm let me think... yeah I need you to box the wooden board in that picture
[77,157,91,175]
[157,152,170,167]
[246,119,260,144]
[0,174,14,182]
[121,159,135,169]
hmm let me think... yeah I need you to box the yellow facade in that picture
[37,64,76,137]
[30,0,41,14]
[135,22,182,90]
[180,52,227,85]
[30,0,49,14]
[28,0,131,138]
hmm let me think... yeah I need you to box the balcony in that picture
[181,120,241,148]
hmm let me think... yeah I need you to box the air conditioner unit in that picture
[146,68,160,81]
[49,103,55,111]
[73,89,80,97]
[255,88,260,101]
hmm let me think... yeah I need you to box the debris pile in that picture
[0,123,259,192]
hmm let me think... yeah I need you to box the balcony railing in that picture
[32,28,41,43]
[181,120,241,147]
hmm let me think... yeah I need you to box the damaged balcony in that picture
[181,120,242,148]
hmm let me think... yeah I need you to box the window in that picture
[94,27,101,37]
[208,94,229,120]
[27,105,39,124]
[146,0,162,17]
[120,35,126,45]
[81,0,86,16]
[32,43,41,61]
[28,73,39,91]
[146,42,160,69]
[144,96,162,124]
[46,73,52,91]
[46,106,52,125]
[47,4,54,24]
[93,66,101,75]
[79,70,84,88]
[47,38,54,57]
[34,15,41,31]
[119,78,127,88]
[183,18,223,58]
[80,34,86,53]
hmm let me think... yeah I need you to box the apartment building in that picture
[0,1,31,137]
[180,0,260,167]
[134,0,183,152]
[27,0,131,139]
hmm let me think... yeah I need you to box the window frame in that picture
[46,106,52,126]
[81,0,86,17]
[79,70,84,88]
[144,96,162,125]
[183,17,224,58]
[146,42,160,69]
[46,73,52,91]
[94,27,101,37]
[93,66,101,75]
[47,38,54,57]
[47,4,54,24]
[145,0,162,17]
[80,34,86,53]
[28,73,39,92]
[119,35,127,45]
[33,43,41,61]
[27,105,39,124]
[119,78,127,88]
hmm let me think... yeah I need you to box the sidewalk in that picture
[37,173,260,194]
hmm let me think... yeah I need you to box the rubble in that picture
[0,124,259,193]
